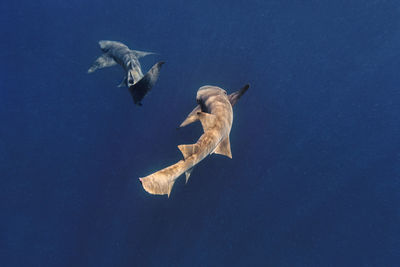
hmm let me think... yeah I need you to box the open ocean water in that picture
[1,0,399,266]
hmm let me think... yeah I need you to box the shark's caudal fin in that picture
[139,173,175,197]
[140,143,199,196]
[128,61,164,105]
[139,160,187,197]
[139,173,176,197]
[228,84,249,107]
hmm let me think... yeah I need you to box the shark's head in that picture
[99,40,114,53]
[197,86,227,101]
[196,86,228,112]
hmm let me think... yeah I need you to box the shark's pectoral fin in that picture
[185,167,194,184]
[228,84,249,107]
[213,136,232,159]
[178,144,199,160]
[88,54,117,73]
[179,105,201,128]
[117,77,127,87]
[197,112,217,131]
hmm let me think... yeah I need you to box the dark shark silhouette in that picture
[88,40,164,105]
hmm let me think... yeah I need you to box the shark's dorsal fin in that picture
[213,136,232,159]
[130,50,156,59]
[178,144,199,159]
[228,84,249,107]
[197,112,216,131]
[179,105,201,128]
[88,54,117,73]
[185,167,194,183]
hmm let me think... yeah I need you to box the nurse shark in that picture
[88,40,164,105]
[139,84,249,197]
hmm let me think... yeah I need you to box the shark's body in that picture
[140,84,249,196]
[88,40,164,105]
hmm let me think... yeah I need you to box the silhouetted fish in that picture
[88,40,164,105]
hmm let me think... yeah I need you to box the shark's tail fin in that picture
[128,61,165,105]
[139,160,186,197]
[228,84,249,107]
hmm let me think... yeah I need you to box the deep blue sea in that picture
[1,0,399,266]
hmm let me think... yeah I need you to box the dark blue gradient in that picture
[1,0,399,266]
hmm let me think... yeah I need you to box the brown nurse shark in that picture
[139,84,249,197]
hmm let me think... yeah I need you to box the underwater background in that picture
[1,0,400,266]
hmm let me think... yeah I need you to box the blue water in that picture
[1,0,399,266]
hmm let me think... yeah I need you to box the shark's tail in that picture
[140,144,199,197]
[139,160,188,197]
[129,61,165,105]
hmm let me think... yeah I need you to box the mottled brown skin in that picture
[139,84,249,197]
